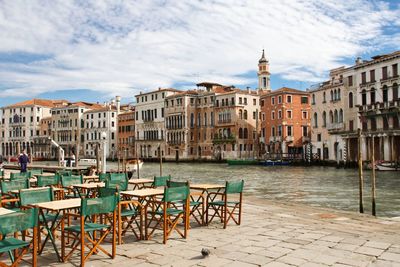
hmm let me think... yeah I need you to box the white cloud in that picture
[0,0,399,99]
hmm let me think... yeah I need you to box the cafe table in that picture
[128,178,153,189]
[0,207,15,215]
[190,183,225,225]
[34,198,81,262]
[83,175,99,183]
[72,182,105,198]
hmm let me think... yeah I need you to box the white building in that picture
[0,99,68,158]
[135,88,179,159]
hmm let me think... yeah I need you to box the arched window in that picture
[312,94,316,104]
[243,128,248,139]
[334,89,337,100]
[322,111,327,127]
[238,128,243,139]
[313,112,318,128]
[323,92,326,102]
[334,110,338,123]
[330,90,333,101]
[329,111,334,124]
[262,77,267,88]
[362,90,367,105]
[244,110,248,120]
[239,110,243,119]
[190,113,194,128]
[339,109,343,123]
[382,85,388,103]
[348,92,353,108]
[393,83,398,100]
[338,88,341,100]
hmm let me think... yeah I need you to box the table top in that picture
[11,186,64,194]
[128,178,153,184]
[83,175,99,180]
[121,188,163,198]
[35,198,81,211]
[72,182,105,189]
[34,173,55,177]
[0,207,16,216]
[190,183,225,190]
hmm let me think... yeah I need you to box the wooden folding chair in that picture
[61,175,83,199]
[0,208,38,267]
[145,185,190,244]
[0,180,30,209]
[152,175,171,188]
[62,194,118,267]
[10,172,31,181]
[206,180,244,229]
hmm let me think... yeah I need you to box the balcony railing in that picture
[167,140,183,146]
[269,136,282,142]
[217,119,232,124]
[213,135,236,144]
[327,122,344,131]
[302,136,310,143]
[285,136,294,142]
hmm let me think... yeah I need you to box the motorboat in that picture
[125,159,144,172]
[376,162,399,171]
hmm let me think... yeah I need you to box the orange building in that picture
[117,109,136,159]
[260,87,311,157]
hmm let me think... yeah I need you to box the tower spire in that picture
[257,49,270,91]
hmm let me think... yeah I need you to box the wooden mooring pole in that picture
[358,128,364,213]
[371,135,376,216]
[159,145,163,176]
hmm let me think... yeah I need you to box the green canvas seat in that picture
[57,170,72,176]
[105,177,128,191]
[11,172,31,180]
[145,185,190,244]
[28,169,43,176]
[152,175,171,188]
[62,194,119,267]
[206,180,244,229]
[99,173,111,182]
[0,208,38,267]
[61,175,83,198]
[1,179,30,208]
[109,172,127,181]
[37,174,60,187]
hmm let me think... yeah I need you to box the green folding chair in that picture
[0,179,30,208]
[206,180,244,229]
[61,175,83,198]
[145,185,190,244]
[28,169,43,177]
[152,175,171,188]
[57,170,72,177]
[105,177,128,191]
[109,172,127,181]
[99,173,111,182]
[62,194,119,267]
[0,170,4,180]
[11,172,31,180]
[0,208,38,267]
[37,174,60,187]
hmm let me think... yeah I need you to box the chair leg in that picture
[80,217,85,267]
[118,204,122,245]
[112,210,116,258]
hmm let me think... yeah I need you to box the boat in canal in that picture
[261,160,290,166]
[125,159,144,172]
[227,159,260,165]
[376,162,399,171]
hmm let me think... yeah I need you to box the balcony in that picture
[269,136,282,142]
[380,74,399,83]
[212,135,236,144]
[285,136,294,142]
[217,119,232,125]
[167,140,183,146]
[302,136,310,143]
[327,122,344,131]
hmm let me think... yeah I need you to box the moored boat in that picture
[125,159,144,172]
[227,159,259,165]
[262,160,290,166]
[376,162,399,171]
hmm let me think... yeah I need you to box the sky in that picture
[0,0,400,107]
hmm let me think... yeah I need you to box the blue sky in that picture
[0,0,399,107]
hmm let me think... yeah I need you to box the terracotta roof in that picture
[84,106,117,113]
[196,82,223,87]
[5,99,69,108]
[261,87,309,97]
[134,88,180,97]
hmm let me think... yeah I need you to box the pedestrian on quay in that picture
[18,150,30,173]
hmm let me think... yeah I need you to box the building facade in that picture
[0,99,68,159]
[261,88,311,158]
[117,108,136,159]
[135,88,179,159]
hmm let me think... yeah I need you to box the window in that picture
[287,95,292,103]
[262,113,265,121]
[349,120,354,131]
[239,97,242,104]
[286,110,292,119]
[271,97,275,105]
[261,99,264,107]
[302,126,308,137]
[277,125,282,136]
[278,95,282,104]
[253,99,256,105]
[393,83,399,100]
[348,92,353,108]
[313,113,318,128]
[393,64,398,77]
[244,110,248,120]
[382,86,388,103]
[370,89,376,104]
[370,69,375,82]
[301,96,308,104]
[322,111,327,127]
[253,111,256,120]
[278,110,282,119]
[271,126,275,136]
[361,72,366,84]
[382,66,388,80]
[348,76,353,86]
[244,98,247,105]
[271,111,275,120]
[287,125,293,136]
[302,111,308,119]
[323,92,326,103]
[362,90,367,105]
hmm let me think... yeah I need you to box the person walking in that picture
[18,150,30,173]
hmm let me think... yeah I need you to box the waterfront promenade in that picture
[37,196,400,267]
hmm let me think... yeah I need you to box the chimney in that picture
[247,87,251,93]
[116,96,121,113]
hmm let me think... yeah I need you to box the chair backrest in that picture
[58,170,72,177]
[225,180,244,194]
[81,194,118,216]
[110,172,126,181]
[61,175,83,187]
[105,178,128,191]
[20,187,54,206]
[28,169,43,176]
[1,179,30,194]
[0,170,4,179]
[0,208,38,236]
[37,175,60,187]
[167,180,188,188]
[11,172,31,180]
[99,173,111,182]
[164,185,189,203]
[153,175,171,187]
[98,187,118,198]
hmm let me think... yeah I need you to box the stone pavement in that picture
[18,196,400,266]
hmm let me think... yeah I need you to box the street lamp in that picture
[101,131,107,174]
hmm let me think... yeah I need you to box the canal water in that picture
[31,161,400,218]
[135,162,400,218]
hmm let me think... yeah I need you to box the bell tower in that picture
[258,49,271,92]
